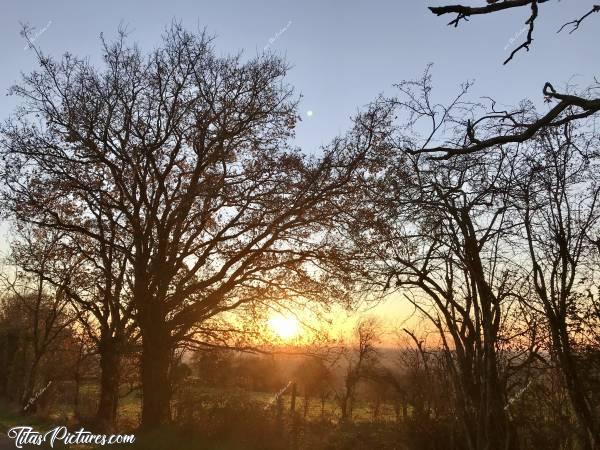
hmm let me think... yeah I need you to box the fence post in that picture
[276,394,283,434]
[290,382,297,413]
[290,381,298,450]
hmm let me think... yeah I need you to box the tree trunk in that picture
[74,371,81,414]
[463,227,518,450]
[73,341,84,415]
[339,396,348,422]
[304,393,309,418]
[348,396,354,421]
[555,327,599,450]
[95,336,121,432]
[0,331,19,398]
[482,343,517,450]
[373,399,380,420]
[21,355,41,412]
[140,319,172,430]
[290,382,297,413]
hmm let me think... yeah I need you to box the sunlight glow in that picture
[268,314,300,340]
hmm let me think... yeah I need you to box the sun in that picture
[268,314,300,340]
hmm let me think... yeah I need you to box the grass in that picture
[1,382,403,450]
[49,381,398,430]
[0,400,71,449]
[103,427,248,450]
[0,400,53,431]
[173,381,399,425]
[7,381,399,420]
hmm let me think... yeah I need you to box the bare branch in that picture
[558,4,600,34]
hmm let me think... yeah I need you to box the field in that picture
[63,381,399,431]
[1,383,412,450]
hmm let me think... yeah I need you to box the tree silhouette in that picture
[1,24,391,428]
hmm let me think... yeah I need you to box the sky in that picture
[0,0,598,337]
[1,1,598,151]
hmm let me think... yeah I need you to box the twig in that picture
[558,5,600,34]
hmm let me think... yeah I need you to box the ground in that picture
[0,434,14,450]
[0,384,405,450]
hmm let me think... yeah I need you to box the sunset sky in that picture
[1,0,598,341]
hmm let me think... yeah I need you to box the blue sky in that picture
[1,1,598,153]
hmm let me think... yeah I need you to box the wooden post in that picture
[290,382,297,413]
[277,394,283,420]
[290,382,298,450]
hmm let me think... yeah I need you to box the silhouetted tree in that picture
[512,123,600,449]
[1,226,76,411]
[4,219,137,431]
[0,24,391,429]
[294,356,333,419]
[334,318,381,422]
[343,71,540,450]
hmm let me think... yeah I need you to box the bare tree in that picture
[400,71,600,160]
[341,72,543,450]
[334,317,381,422]
[294,356,333,419]
[512,123,600,449]
[1,226,76,411]
[61,229,137,431]
[412,2,600,160]
[385,154,525,450]
[0,24,392,428]
[5,219,137,430]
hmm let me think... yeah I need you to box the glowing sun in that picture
[268,314,300,340]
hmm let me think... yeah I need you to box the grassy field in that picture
[0,401,66,449]
[1,382,403,450]
[48,381,399,430]
[0,400,56,432]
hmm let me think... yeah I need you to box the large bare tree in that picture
[0,24,392,428]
